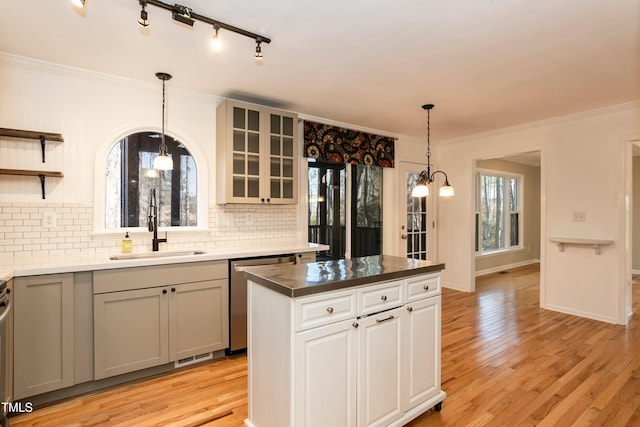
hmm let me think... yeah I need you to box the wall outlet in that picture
[572,211,586,222]
[42,211,57,228]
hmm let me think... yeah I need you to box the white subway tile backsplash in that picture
[2,202,298,257]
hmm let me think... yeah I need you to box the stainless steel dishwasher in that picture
[228,255,296,353]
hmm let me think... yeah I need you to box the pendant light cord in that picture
[161,77,166,152]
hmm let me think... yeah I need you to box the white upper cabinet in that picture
[216,100,298,204]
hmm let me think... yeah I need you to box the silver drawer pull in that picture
[376,315,395,324]
[423,285,430,291]
[326,307,334,314]
[380,295,387,301]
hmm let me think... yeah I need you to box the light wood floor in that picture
[11,264,640,426]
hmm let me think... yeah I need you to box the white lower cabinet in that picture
[247,272,445,427]
[295,319,357,427]
[404,295,441,410]
[358,306,405,427]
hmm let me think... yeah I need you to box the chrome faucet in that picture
[148,188,167,251]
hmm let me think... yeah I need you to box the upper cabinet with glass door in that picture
[216,100,298,204]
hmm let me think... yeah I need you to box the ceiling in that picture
[1,0,638,142]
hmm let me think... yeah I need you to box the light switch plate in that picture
[572,211,586,222]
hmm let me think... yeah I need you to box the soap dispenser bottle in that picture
[122,232,132,253]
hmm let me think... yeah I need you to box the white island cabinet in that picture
[245,255,446,427]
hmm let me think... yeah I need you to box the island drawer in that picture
[406,273,440,302]
[358,279,404,316]
[295,289,357,332]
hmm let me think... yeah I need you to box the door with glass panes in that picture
[399,162,434,260]
[308,162,383,260]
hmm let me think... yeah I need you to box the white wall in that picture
[436,102,640,324]
[0,54,297,257]
[0,54,414,259]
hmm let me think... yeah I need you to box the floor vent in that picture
[174,352,214,368]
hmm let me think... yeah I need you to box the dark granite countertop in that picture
[244,255,445,297]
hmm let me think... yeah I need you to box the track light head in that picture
[211,25,223,52]
[254,38,264,62]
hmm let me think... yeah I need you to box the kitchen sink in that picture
[109,250,207,260]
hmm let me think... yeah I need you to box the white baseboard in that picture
[475,259,540,277]
[543,303,618,325]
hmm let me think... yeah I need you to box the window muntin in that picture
[105,132,197,229]
[475,170,522,254]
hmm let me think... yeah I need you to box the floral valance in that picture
[303,120,395,168]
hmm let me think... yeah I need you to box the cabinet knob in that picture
[162,289,167,294]
[326,307,334,314]
[407,306,413,312]
[171,287,176,293]
[380,295,387,301]
[267,198,271,203]
[261,198,265,203]
[352,322,359,329]
[423,285,430,291]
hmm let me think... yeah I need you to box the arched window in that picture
[105,131,197,229]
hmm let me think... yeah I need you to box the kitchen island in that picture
[245,255,446,427]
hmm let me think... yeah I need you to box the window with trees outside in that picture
[475,170,522,254]
[105,131,197,229]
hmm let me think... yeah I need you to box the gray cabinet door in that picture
[94,287,169,380]
[169,279,228,361]
[14,274,74,399]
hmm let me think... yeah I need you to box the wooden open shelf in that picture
[0,168,64,199]
[0,128,64,142]
[0,127,64,198]
[0,127,64,163]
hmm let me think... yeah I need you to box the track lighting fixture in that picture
[132,0,271,60]
[172,4,194,26]
[138,0,149,28]
[411,104,454,198]
[70,0,85,8]
[254,38,264,62]
[153,72,174,171]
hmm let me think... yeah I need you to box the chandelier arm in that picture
[429,170,449,183]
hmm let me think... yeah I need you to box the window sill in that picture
[475,247,524,259]
[92,227,209,237]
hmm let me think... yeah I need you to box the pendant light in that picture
[153,72,173,171]
[411,104,454,198]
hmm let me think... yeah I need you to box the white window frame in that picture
[475,168,524,256]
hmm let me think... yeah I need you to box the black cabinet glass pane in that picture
[233,107,245,129]
[248,110,260,131]
[270,114,281,134]
[283,116,293,136]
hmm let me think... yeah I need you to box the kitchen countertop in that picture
[0,241,329,281]
[244,255,445,297]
